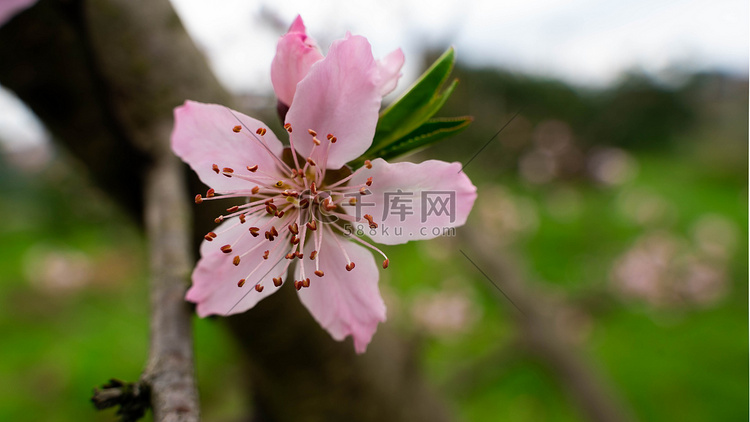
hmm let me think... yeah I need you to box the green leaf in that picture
[372,116,473,162]
[368,47,457,154]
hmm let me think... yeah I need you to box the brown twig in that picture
[141,152,200,421]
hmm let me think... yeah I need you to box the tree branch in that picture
[461,229,635,422]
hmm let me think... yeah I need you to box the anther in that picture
[349,198,357,205]
[275,181,284,188]
[382,259,389,269]
[285,253,294,260]
[284,123,293,133]
[256,127,267,136]
[345,262,356,271]
[359,187,368,195]
[263,250,269,260]
[233,256,241,266]
[237,279,246,287]
[227,205,239,213]
[295,252,303,259]
[290,235,299,245]
[249,227,260,237]
[220,245,232,254]
[306,221,317,231]
[270,226,278,237]
[212,164,220,174]
[309,250,318,260]
[239,214,246,224]
[204,233,215,241]
[255,284,264,292]
[313,137,321,146]
[194,194,203,204]
[232,125,242,133]
[314,270,324,277]
[289,223,299,235]
[251,186,260,195]
[214,216,224,224]
[299,199,310,208]
[306,157,316,167]
[206,188,215,198]
[223,167,234,174]
[310,182,318,195]
[276,210,285,218]
[273,277,283,287]
[294,280,302,290]
[366,177,373,186]
[364,160,372,169]
[265,205,276,215]
[302,278,310,288]
[247,164,258,172]
[308,129,317,136]
[364,214,378,229]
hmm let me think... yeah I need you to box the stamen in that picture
[345,262,355,271]
[382,259,389,269]
[363,214,378,229]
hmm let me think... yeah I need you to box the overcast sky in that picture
[1,0,747,151]
[171,0,748,93]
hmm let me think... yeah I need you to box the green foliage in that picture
[360,47,471,163]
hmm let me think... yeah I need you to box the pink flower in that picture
[171,17,476,353]
[0,0,36,27]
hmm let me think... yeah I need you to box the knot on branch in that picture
[91,378,151,422]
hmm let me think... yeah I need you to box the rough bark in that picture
[0,1,452,421]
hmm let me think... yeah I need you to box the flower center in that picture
[193,123,389,293]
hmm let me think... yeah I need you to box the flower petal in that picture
[171,101,284,192]
[376,48,405,96]
[345,158,477,245]
[271,15,324,107]
[0,0,36,27]
[285,35,382,169]
[187,218,288,317]
[296,232,386,353]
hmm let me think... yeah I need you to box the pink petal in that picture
[345,158,477,245]
[296,233,386,353]
[376,48,405,96]
[270,15,324,107]
[285,35,383,169]
[0,0,36,27]
[171,101,284,192]
[187,218,288,317]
